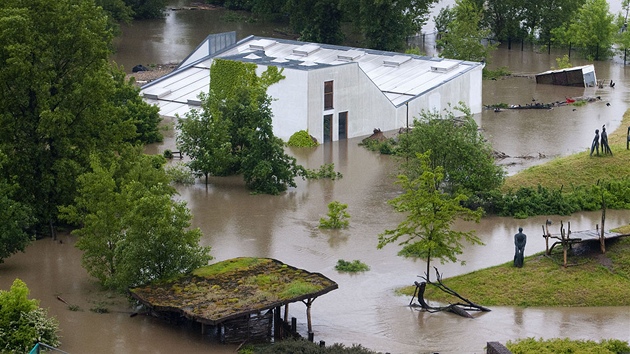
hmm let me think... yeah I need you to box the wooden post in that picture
[283,304,289,323]
[274,306,282,339]
[600,198,607,254]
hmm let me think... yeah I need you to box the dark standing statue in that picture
[600,125,612,155]
[627,126,630,150]
[514,227,527,268]
[590,129,600,156]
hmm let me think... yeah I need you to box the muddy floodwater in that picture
[1,1,630,353]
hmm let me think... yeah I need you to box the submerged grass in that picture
[398,236,630,307]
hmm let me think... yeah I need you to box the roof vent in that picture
[431,61,459,73]
[292,44,321,57]
[383,55,411,67]
[244,53,261,60]
[143,88,171,100]
[337,50,365,62]
[248,39,277,51]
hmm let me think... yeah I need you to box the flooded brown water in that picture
[1,1,630,353]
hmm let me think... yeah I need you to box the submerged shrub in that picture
[287,130,318,147]
[335,259,370,273]
[319,201,350,229]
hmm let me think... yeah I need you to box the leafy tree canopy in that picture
[378,152,483,281]
[0,0,162,233]
[178,60,304,195]
[60,147,211,291]
[399,104,505,197]
[0,279,60,353]
[437,0,496,62]
[553,0,616,60]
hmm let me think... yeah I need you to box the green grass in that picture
[398,237,630,307]
[502,110,630,191]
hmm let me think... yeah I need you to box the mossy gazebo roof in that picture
[129,257,338,326]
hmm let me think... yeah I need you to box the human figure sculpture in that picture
[600,125,612,155]
[627,126,630,150]
[590,129,600,156]
[514,227,527,268]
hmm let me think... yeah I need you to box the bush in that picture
[335,259,370,273]
[287,130,319,147]
[247,338,381,353]
[165,163,196,185]
[319,201,350,229]
[0,279,60,353]
[163,149,174,159]
[303,163,343,180]
[506,337,630,354]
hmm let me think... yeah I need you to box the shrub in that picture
[335,259,370,273]
[0,279,60,352]
[287,130,319,147]
[163,149,174,159]
[165,163,196,185]
[506,337,630,354]
[304,163,343,180]
[319,201,350,229]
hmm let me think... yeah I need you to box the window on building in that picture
[324,81,333,110]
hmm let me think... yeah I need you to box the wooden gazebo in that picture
[129,257,338,343]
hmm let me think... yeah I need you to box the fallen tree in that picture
[409,268,491,318]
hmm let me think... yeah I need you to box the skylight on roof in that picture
[292,44,320,57]
[248,39,277,51]
[244,53,261,60]
[383,55,412,67]
[431,61,459,73]
[337,50,365,62]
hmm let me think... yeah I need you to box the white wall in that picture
[258,66,309,142]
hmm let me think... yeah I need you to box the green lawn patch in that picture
[398,237,630,307]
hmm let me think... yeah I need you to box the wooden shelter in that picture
[129,257,338,343]
[535,64,597,87]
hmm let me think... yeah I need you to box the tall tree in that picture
[0,0,162,234]
[398,104,505,197]
[556,0,615,60]
[342,0,438,51]
[437,0,496,62]
[60,147,212,291]
[285,0,344,44]
[378,152,483,282]
[0,151,33,263]
[484,0,526,45]
[178,60,303,194]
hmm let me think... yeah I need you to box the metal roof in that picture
[141,33,482,112]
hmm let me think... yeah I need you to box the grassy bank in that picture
[405,235,630,307]
[502,110,630,191]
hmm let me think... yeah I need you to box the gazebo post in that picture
[304,297,316,340]
[283,304,289,323]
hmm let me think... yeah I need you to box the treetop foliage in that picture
[378,152,483,281]
[0,279,60,353]
[178,60,304,195]
[0,0,163,236]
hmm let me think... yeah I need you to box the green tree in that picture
[556,0,615,60]
[437,0,496,61]
[60,147,211,291]
[285,0,344,44]
[177,92,237,183]
[399,104,505,197]
[342,0,438,51]
[378,152,483,281]
[523,0,585,45]
[484,0,527,45]
[124,0,167,19]
[0,279,60,353]
[319,201,350,229]
[0,152,33,263]
[0,0,162,234]
[179,59,303,194]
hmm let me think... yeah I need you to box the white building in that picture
[141,32,484,143]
